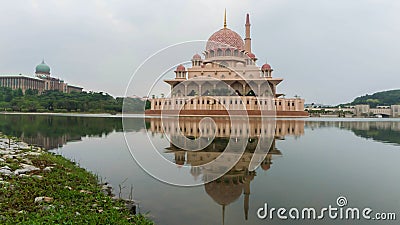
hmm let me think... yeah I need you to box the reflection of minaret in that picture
[244,178,250,220]
[243,170,255,220]
[222,205,225,225]
[244,13,252,53]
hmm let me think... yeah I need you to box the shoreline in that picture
[1,112,400,122]
[0,112,138,118]
[0,134,153,224]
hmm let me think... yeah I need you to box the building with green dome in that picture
[0,59,83,94]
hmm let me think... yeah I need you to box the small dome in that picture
[175,159,185,165]
[206,28,244,51]
[192,54,202,60]
[261,163,271,171]
[247,53,256,59]
[35,60,50,74]
[176,64,186,72]
[261,63,272,71]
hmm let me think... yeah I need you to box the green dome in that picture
[35,60,50,74]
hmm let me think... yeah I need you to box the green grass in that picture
[0,152,153,224]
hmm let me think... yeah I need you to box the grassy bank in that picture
[0,137,153,224]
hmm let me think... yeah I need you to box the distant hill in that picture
[342,89,400,107]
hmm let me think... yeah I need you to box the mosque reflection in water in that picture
[146,117,305,223]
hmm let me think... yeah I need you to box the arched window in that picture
[217,49,223,56]
[226,49,231,56]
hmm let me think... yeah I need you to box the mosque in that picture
[0,60,82,94]
[145,12,308,117]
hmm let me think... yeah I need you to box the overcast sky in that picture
[0,0,399,105]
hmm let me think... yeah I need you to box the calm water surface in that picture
[1,114,399,225]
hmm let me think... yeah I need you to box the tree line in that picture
[0,87,146,113]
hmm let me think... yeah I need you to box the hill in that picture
[343,89,400,107]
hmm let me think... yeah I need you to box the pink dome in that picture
[206,28,244,51]
[192,54,202,60]
[176,64,186,71]
[261,63,272,71]
[247,53,256,59]
[261,163,271,171]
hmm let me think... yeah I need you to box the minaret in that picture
[244,13,252,53]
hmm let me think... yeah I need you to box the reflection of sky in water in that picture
[0,115,399,225]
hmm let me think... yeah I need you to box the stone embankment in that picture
[0,137,46,180]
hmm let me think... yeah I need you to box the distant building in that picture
[307,104,400,118]
[0,74,45,93]
[129,95,149,101]
[0,60,83,94]
[354,105,370,116]
[392,105,400,117]
[67,85,83,93]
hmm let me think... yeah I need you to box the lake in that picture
[1,114,399,225]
